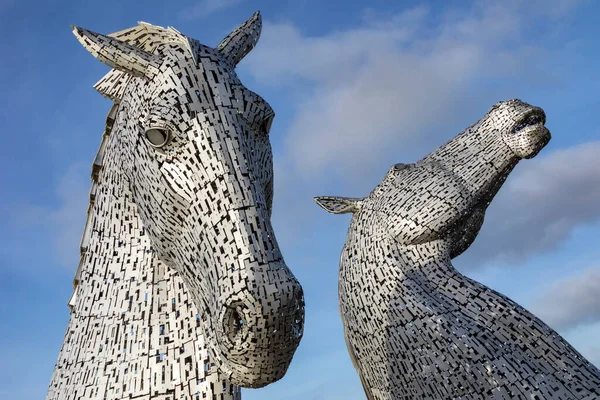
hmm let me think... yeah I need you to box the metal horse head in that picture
[312,100,600,400]
[72,12,304,387]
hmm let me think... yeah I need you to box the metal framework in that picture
[47,12,305,400]
[316,99,600,399]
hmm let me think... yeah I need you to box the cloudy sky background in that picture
[0,0,599,398]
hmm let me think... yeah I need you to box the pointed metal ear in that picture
[71,25,161,79]
[314,196,363,214]
[216,11,262,67]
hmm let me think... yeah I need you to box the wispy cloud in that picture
[245,1,593,271]
[7,162,90,270]
[245,348,362,400]
[179,0,244,21]
[584,346,600,368]
[531,267,600,331]
[244,2,570,184]
[46,162,90,267]
[460,141,600,267]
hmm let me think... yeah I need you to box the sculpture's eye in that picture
[145,127,171,148]
[262,114,274,135]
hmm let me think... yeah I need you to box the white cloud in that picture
[584,346,600,368]
[245,349,362,400]
[246,1,595,270]
[531,267,600,331]
[7,162,90,270]
[46,162,91,268]
[245,6,428,88]
[461,141,600,266]
[244,2,567,183]
[179,0,244,20]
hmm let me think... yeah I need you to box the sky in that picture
[0,0,599,398]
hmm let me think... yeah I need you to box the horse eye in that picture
[263,115,274,134]
[145,128,170,148]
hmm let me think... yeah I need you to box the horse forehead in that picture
[154,50,273,115]
[143,46,274,156]
[491,100,533,120]
[152,45,236,85]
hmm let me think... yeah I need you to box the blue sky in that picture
[1,0,599,398]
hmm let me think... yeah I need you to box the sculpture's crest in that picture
[48,12,304,399]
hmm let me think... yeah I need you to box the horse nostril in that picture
[292,303,305,339]
[232,311,244,336]
[292,317,303,338]
[224,305,247,343]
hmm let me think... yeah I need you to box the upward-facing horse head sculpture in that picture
[316,99,600,399]
[47,12,304,399]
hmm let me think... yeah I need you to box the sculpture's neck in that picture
[91,170,141,249]
[422,126,519,203]
[48,151,240,400]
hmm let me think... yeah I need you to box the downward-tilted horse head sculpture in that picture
[71,12,304,387]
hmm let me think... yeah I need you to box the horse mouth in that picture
[512,109,546,134]
[509,107,551,159]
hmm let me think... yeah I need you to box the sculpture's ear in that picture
[216,11,261,67]
[314,196,362,214]
[71,25,161,79]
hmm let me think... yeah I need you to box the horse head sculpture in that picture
[70,12,304,387]
[315,100,600,398]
